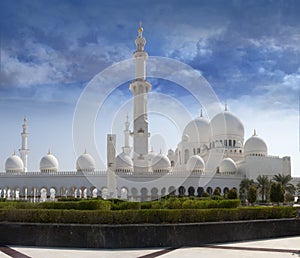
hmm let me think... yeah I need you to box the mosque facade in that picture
[0,25,298,201]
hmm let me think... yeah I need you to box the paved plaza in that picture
[0,236,299,258]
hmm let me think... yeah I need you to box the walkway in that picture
[0,236,299,258]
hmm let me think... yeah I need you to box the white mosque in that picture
[0,25,297,201]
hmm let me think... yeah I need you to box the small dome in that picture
[152,153,171,172]
[5,153,24,173]
[115,152,133,172]
[182,134,189,142]
[147,150,157,163]
[40,151,58,173]
[182,116,211,143]
[211,110,244,140]
[187,155,205,173]
[244,130,268,156]
[219,158,237,174]
[76,151,95,172]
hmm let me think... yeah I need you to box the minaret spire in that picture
[129,23,152,173]
[122,114,132,155]
[19,116,30,172]
[225,102,228,111]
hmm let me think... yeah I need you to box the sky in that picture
[0,0,299,176]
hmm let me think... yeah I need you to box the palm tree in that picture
[256,175,271,202]
[272,174,295,195]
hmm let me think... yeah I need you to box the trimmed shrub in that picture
[201,191,210,198]
[247,186,257,204]
[227,189,238,199]
[37,200,111,210]
[111,201,141,210]
[0,206,295,224]
[163,198,182,209]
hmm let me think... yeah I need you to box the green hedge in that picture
[37,200,111,210]
[0,199,240,211]
[142,199,241,210]
[0,206,295,224]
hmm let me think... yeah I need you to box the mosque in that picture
[0,25,297,201]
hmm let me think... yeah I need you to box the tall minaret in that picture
[122,114,132,155]
[19,116,30,172]
[107,134,117,198]
[129,23,151,173]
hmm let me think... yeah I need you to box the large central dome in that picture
[182,116,211,143]
[210,110,244,140]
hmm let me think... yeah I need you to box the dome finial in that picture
[84,148,87,154]
[138,21,143,36]
[224,102,228,111]
[253,129,257,136]
[13,150,16,156]
[200,107,203,117]
[48,149,51,155]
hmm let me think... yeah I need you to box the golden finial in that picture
[138,21,143,34]
[48,149,51,155]
[253,129,257,136]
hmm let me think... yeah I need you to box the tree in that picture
[256,175,271,202]
[273,174,295,195]
[270,182,284,203]
[213,188,221,196]
[247,185,257,204]
[227,188,238,199]
[239,178,255,200]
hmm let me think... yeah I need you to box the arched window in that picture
[188,187,195,196]
[229,140,232,146]
[178,186,186,196]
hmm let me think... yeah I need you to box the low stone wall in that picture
[0,219,299,248]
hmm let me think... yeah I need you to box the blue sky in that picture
[0,0,299,176]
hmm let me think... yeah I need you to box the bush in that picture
[213,188,221,196]
[163,198,182,209]
[227,189,238,199]
[58,198,81,202]
[212,195,223,200]
[284,193,294,203]
[270,182,284,203]
[37,200,111,210]
[111,201,141,210]
[201,191,210,198]
[247,186,257,204]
